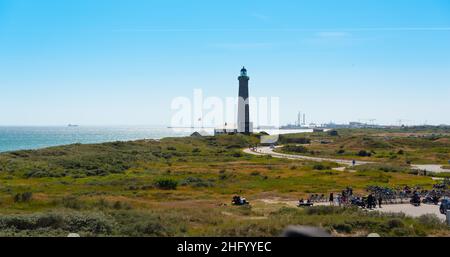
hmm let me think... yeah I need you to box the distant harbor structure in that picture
[281,111,309,129]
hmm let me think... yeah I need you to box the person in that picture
[352,160,356,166]
[299,198,304,205]
[367,194,374,209]
[329,193,334,206]
[378,196,382,208]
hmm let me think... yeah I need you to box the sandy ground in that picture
[313,202,446,221]
[412,164,450,174]
[259,198,447,221]
[373,204,446,221]
[376,204,446,221]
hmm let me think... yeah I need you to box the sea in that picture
[0,126,312,153]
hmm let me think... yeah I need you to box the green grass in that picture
[276,128,450,164]
[0,130,448,236]
[0,206,446,237]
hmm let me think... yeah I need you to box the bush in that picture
[61,196,83,210]
[305,206,349,215]
[332,223,352,234]
[282,145,308,154]
[417,214,443,229]
[13,192,33,203]
[154,179,178,190]
[279,136,311,144]
[112,201,132,210]
[391,227,414,237]
[328,130,339,136]
[357,150,371,157]
[386,218,404,229]
[337,149,345,154]
[121,219,172,236]
[180,177,214,188]
[232,152,242,158]
[355,163,408,173]
[313,164,330,170]
[0,212,113,235]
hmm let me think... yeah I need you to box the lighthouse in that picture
[237,67,252,134]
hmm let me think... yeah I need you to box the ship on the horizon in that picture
[67,124,79,127]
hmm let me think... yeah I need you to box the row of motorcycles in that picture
[350,193,439,208]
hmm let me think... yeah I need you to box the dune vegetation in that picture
[278,127,450,165]
[0,129,449,236]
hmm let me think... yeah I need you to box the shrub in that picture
[282,145,308,154]
[357,150,371,157]
[279,136,311,144]
[94,198,111,209]
[391,227,414,237]
[112,201,132,210]
[332,223,352,234]
[61,196,83,210]
[180,177,214,188]
[386,218,404,229]
[0,212,113,235]
[355,163,408,173]
[417,214,443,229]
[64,213,113,234]
[219,174,228,180]
[232,152,242,158]
[328,130,339,136]
[305,206,349,215]
[13,192,33,203]
[313,164,330,170]
[121,220,171,236]
[154,179,178,190]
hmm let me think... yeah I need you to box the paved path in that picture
[244,146,372,166]
[375,203,446,221]
[258,198,447,221]
[411,164,450,174]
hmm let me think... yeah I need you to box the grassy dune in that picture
[278,128,450,164]
[0,130,449,236]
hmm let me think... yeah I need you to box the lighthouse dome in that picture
[240,66,247,76]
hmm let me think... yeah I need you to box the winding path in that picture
[245,146,450,173]
[243,146,372,166]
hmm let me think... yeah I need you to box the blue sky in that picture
[0,0,449,126]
